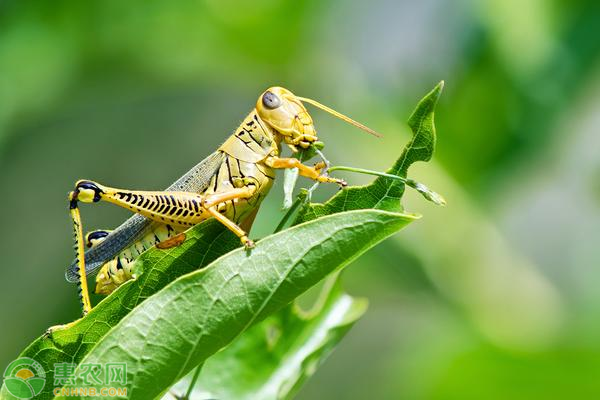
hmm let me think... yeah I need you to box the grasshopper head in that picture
[256,87,317,149]
[256,86,382,151]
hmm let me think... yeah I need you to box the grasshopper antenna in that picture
[296,96,383,138]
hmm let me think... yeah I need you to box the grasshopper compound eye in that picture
[262,91,281,109]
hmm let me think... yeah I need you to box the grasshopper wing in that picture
[65,151,225,282]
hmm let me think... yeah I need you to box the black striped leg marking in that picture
[70,181,206,227]
[74,181,259,246]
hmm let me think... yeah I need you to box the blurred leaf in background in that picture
[1,0,599,399]
[171,275,368,400]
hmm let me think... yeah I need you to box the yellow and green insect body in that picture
[67,86,380,316]
[90,112,280,295]
[87,224,183,294]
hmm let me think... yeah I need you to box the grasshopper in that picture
[66,86,381,316]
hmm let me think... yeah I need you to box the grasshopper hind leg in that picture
[68,189,93,316]
[69,180,114,315]
[68,178,260,315]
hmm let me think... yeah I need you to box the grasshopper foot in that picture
[242,236,255,249]
[316,174,346,187]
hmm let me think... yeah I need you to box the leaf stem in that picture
[176,363,203,400]
[328,165,446,206]
[274,191,306,233]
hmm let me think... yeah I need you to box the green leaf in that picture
[56,210,414,399]
[0,220,241,400]
[294,80,443,222]
[168,274,367,400]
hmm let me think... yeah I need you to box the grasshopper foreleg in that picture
[265,156,347,187]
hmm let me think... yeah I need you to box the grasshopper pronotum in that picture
[66,87,381,316]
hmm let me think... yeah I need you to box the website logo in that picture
[3,357,46,399]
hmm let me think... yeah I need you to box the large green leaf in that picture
[56,210,414,399]
[168,274,367,400]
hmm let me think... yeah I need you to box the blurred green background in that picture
[1,0,599,398]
